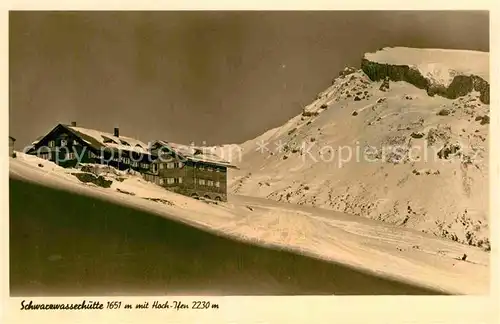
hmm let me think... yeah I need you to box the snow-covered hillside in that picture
[229,47,490,249]
[9,153,489,294]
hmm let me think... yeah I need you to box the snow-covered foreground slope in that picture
[9,153,489,294]
[230,47,489,250]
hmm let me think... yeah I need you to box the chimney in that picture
[114,127,119,137]
[71,121,77,127]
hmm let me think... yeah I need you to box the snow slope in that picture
[9,153,489,294]
[229,48,490,250]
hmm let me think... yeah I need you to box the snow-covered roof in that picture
[153,140,236,168]
[31,135,44,145]
[364,47,489,87]
[66,125,150,154]
[29,123,236,167]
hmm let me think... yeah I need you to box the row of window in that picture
[143,174,183,186]
[197,179,220,188]
[151,161,184,173]
[42,150,151,169]
[38,152,83,160]
[44,142,223,173]
[159,162,183,169]
[197,165,221,172]
[143,173,160,184]
[159,177,183,185]
[143,174,221,188]
[39,153,50,160]
[49,137,144,150]
[48,139,78,148]
[151,177,221,187]
[40,150,150,167]
[110,156,148,168]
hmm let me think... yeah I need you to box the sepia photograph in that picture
[8,10,490,298]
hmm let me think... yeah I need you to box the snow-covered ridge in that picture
[362,47,489,104]
[364,47,489,86]
[229,61,490,250]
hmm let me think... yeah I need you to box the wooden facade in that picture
[27,123,235,201]
[27,124,153,171]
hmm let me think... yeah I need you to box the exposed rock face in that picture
[472,76,490,104]
[379,77,390,92]
[361,58,490,104]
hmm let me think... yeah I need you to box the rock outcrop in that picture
[361,58,490,104]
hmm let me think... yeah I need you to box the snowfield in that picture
[364,47,489,87]
[9,153,489,295]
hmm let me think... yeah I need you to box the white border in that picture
[1,2,498,324]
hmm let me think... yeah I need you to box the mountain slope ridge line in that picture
[229,46,490,250]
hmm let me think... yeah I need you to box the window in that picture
[167,162,175,169]
[73,139,79,146]
[167,178,175,185]
[198,179,206,186]
[48,140,55,148]
[131,161,138,168]
[141,163,149,169]
[160,163,164,169]
[178,177,183,184]
[123,158,130,164]
[102,136,118,144]
[207,167,213,172]
[158,148,170,158]
[215,181,220,188]
[215,168,220,172]
[120,140,130,146]
[152,164,158,173]
[207,180,214,187]
[144,174,157,182]
[40,153,50,160]
[199,165,205,170]
[66,152,75,160]
[177,162,184,168]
